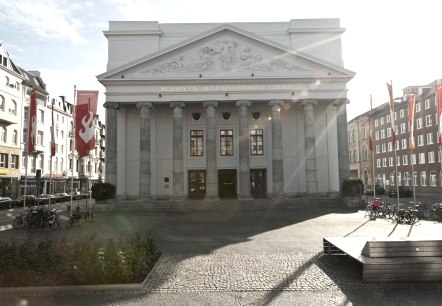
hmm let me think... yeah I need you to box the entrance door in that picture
[188,170,206,199]
[250,169,267,198]
[218,169,237,198]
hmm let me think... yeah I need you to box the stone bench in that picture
[323,237,442,283]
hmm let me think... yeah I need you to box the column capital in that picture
[103,102,119,109]
[333,98,350,106]
[203,101,218,108]
[169,102,185,108]
[301,99,318,107]
[236,100,251,107]
[136,102,153,109]
[268,100,284,108]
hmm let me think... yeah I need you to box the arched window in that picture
[9,100,16,115]
[353,150,358,163]
[349,150,353,162]
[0,127,6,143]
[362,146,368,161]
[12,130,17,145]
[0,95,4,111]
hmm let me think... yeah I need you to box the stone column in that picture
[269,100,285,197]
[203,101,218,200]
[103,102,119,188]
[302,99,318,194]
[170,102,185,199]
[136,102,153,198]
[334,98,350,190]
[236,100,252,200]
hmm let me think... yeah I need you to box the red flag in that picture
[437,83,442,144]
[75,90,98,157]
[387,82,396,143]
[408,95,416,150]
[51,98,56,156]
[368,94,374,151]
[27,88,37,153]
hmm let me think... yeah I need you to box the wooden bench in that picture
[323,237,442,283]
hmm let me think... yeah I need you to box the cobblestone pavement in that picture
[1,205,442,305]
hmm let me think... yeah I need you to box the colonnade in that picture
[104,99,348,199]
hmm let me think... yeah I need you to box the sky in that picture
[0,0,441,121]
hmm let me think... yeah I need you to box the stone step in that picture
[111,197,345,212]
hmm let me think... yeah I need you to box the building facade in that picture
[98,19,355,200]
[348,80,442,196]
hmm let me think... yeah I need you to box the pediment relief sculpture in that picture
[140,39,311,76]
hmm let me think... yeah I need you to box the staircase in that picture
[111,196,346,213]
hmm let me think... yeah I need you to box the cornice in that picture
[99,76,350,87]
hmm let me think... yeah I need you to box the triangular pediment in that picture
[98,24,354,80]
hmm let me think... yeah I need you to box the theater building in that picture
[97,19,354,200]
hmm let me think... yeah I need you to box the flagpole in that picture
[70,85,76,209]
[369,95,376,199]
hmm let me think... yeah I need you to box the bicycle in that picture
[12,208,31,229]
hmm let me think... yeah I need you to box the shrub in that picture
[91,182,116,201]
[0,233,160,287]
[342,177,364,196]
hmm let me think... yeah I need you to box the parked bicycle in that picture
[430,203,442,221]
[26,206,61,232]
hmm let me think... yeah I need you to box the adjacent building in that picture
[98,19,355,200]
[348,80,442,196]
[0,44,106,198]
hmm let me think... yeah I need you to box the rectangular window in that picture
[376,159,381,168]
[411,154,416,165]
[402,155,408,165]
[430,171,437,187]
[37,131,43,145]
[416,102,421,112]
[11,154,19,169]
[427,132,433,144]
[389,157,394,166]
[387,142,392,152]
[387,127,391,137]
[396,156,400,166]
[220,129,233,156]
[417,134,424,146]
[375,131,379,140]
[425,115,432,127]
[382,158,387,167]
[400,109,405,118]
[428,151,435,163]
[404,171,410,186]
[190,130,204,156]
[386,115,391,123]
[401,138,407,149]
[24,106,29,120]
[381,143,386,153]
[376,145,380,154]
[375,119,379,127]
[0,153,8,168]
[416,118,423,129]
[380,117,385,125]
[38,109,44,123]
[420,171,427,186]
[250,129,263,155]
[425,99,431,109]
[400,123,406,134]
[381,129,385,139]
[419,152,425,164]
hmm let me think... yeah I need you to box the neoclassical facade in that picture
[97,19,354,200]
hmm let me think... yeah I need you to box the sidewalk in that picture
[1,203,442,305]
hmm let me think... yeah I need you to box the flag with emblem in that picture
[387,82,396,142]
[437,83,442,144]
[75,90,98,157]
[28,88,37,153]
[51,98,56,156]
[408,94,416,150]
